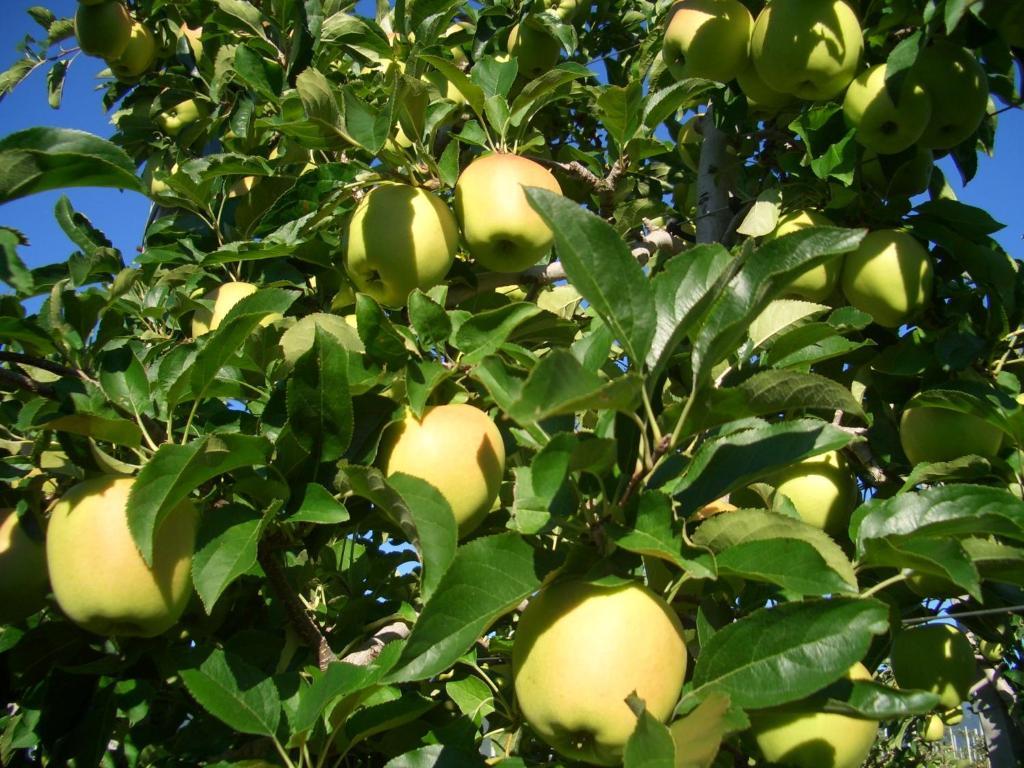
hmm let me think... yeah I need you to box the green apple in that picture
[513,580,687,766]
[748,663,879,768]
[772,450,858,539]
[382,404,505,537]
[737,62,794,113]
[157,98,209,138]
[662,0,754,83]
[750,0,864,101]
[923,714,945,742]
[507,20,562,79]
[0,509,49,624]
[46,476,197,637]
[913,42,989,150]
[976,640,1004,664]
[840,229,933,328]
[766,209,844,302]
[107,21,157,80]
[454,153,563,272]
[191,281,281,337]
[891,624,976,709]
[860,146,933,198]
[942,707,964,726]
[907,572,964,600]
[843,63,932,154]
[899,403,1003,465]
[344,183,459,308]
[75,0,133,59]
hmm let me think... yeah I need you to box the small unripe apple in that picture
[157,98,209,138]
[923,714,945,742]
[771,450,859,539]
[860,146,933,199]
[382,404,505,537]
[507,21,561,80]
[343,183,459,308]
[840,229,933,328]
[46,476,198,637]
[748,663,878,768]
[75,0,133,59]
[0,509,49,624]
[976,640,1004,664]
[942,706,965,725]
[107,21,157,80]
[913,42,989,150]
[513,580,687,766]
[765,209,843,302]
[750,0,863,101]
[891,624,976,710]
[899,403,1003,465]
[455,153,563,272]
[662,0,754,83]
[843,63,932,155]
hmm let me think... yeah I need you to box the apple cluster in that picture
[74,0,159,82]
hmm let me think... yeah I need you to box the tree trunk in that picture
[695,107,731,245]
[972,664,1021,768]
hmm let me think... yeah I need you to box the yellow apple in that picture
[75,0,133,59]
[913,42,989,150]
[513,580,687,766]
[382,404,505,537]
[923,714,945,742]
[157,98,209,138]
[750,0,863,101]
[454,153,563,272]
[748,663,879,768]
[344,183,459,308]
[191,281,281,337]
[843,63,932,155]
[107,21,157,80]
[942,706,964,725]
[772,450,858,539]
[737,62,794,113]
[840,229,933,328]
[860,146,933,199]
[891,624,976,709]
[46,476,197,637]
[899,403,1003,465]
[766,209,844,302]
[662,0,754,83]
[507,21,562,80]
[0,509,49,624]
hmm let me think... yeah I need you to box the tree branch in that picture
[340,621,411,666]
[257,542,337,671]
[0,367,57,399]
[0,351,95,383]
[695,107,732,245]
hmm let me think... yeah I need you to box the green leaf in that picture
[452,302,540,363]
[384,745,488,768]
[609,492,715,578]
[667,693,732,768]
[41,414,141,447]
[0,128,143,203]
[706,371,865,427]
[192,503,265,612]
[709,538,856,596]
[45,60,66,110]
[524,188,656,363]
[386,533,559,681]
[0,228,33,295]
[405,359,450,418]
[860,536,980,600]
[686,598,889,709]
[508,62,592,127]
[419,54,486,118]
[507,349,642,424]
[356,294,410,368]
[623,700,675,768]
[407,290,451,348]
[291,483,350,524]
[98,346,150,416]
[471,55,518,100]
[822,679,938,719]
[179,648,281,737]
[287,326,353,463]
[128,434,272,564]
[509,433,577,534]
[598,81,643,148]
[445,676,494,725]
[671,419,856,514]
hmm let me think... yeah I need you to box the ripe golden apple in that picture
[75,0,133,59]
[0,509,49,624]
[107,21,157,80]
[913,42,989,150]
[344,183,459,308]
[748,663,879,768]
[843,63,932,155]
[766,209,843,302]
[840,229,933,328]
[899,403,1003,465]
[157,98,209,138]
[507,21,561,80]
[513,580,687,766]
[382,404,505,537]
[860,146,933,198]
[923,714,945,742]
[772,450,859,539]
[662,0,754,83]
[46,476,197,637]
[737,62,794,113]
[891,624,976,709]
[750,0,863,101]
[454,153,563,272]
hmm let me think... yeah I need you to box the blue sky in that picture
[1,0,1021,275]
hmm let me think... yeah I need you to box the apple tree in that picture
[1,0,1023,766]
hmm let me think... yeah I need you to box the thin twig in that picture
[903,604,1024,625]
[0,368,57,398]
[0,351,95,383]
